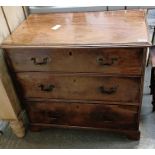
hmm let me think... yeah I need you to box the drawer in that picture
[26,101,138,130]
[6,48,144,75]
[16,73,141,103]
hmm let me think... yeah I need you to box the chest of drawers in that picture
[1,10,151,140]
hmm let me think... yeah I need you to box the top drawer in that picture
[5,48,144,75]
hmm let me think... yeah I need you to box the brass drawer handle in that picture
[97,57,118,66]
[38,84,55,92]
[31,57,49,65]
[99,86,118,94]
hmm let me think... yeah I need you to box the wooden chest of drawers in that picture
[1,10,151,140]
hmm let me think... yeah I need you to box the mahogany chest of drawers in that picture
[1,10,151,140]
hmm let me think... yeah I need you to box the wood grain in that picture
[26,101,138,130]
[6,48,144,75]
[1,10,149,140]
[1,9,150,47]
[15,73,141,103]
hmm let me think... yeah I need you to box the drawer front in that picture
[6,48,143,75]
[26,101,138,130]
[16,73,141,103]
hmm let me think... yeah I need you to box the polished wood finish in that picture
[6,48,144,75]
[1,10,150,47]
[2,10,150,140]
[16,73,141,103]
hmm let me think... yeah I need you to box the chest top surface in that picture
[1,9,151,48]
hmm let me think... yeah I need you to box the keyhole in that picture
[73,79,76,82]
[69,52,72,56]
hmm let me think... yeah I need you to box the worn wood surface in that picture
[2,10,150,47]
[2,10,149,140]
[16,72,141,103]
[26,101,138,130]
[6,48,144,75]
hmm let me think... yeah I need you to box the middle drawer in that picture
[16,73,141,103]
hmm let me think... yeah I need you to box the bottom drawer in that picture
[26,101,139,130]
